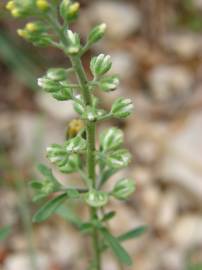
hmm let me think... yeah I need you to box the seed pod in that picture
[59,154,80,173]
[99,75,120,92]
[87,23,107,45]
[111,97,133,119]
[85,190,109,208]
[65,30,80,54]
[106,149,131,169]
[100,127,123,151]
[46,144,67,166]
[112,178,135,200]
[90,54,112,77]
[65,136,86,153]
[47,68,68,81]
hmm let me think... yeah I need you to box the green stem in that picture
[46,13,101,269]
[70,56,101,270]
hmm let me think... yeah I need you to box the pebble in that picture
[4,253,49,270]
[162,33,202,59]
[36,92,76,121]
[148,65,194,102]
[88,1,141,40]
[171,215,202,250]
[160,111,202,203]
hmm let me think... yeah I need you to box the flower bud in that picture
[99,75,119,92]
[111,97,133,119]
[87,23,107,45]
[90,54,112,77]
[46,144,67,166]
[6,1,15,11]
[82,106,97,121]
[65,30,80,54]
[67,119,84,138]
[58,154,80,173]
[106,149,131,169]
[36,0,49,11]
[112,178,135,200]
[41,180,55,194]
[65,136,86,153]
[73,95,85,115]
[60,0,80,22]
[11,8,21,17]
[47,68,67,81]
[100,127,123,151]
[85,190,109,208]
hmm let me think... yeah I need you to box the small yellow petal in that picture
[68,2,80,15]
[36,0,49,11]
[11,8,21,17]
[6,1,15,11]
[26,22,37,32]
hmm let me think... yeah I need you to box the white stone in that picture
[162,33,202,58]
[109,51,136,80]
[171,215,202,249]
[88,1,141,40]
[148,65,193,102]
[4,253,49,270]
[160,112,202,202]
[156,192,178,229]
[36,92,76,121]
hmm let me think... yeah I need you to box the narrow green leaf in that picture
[37,164,56,181]
[0,226,11,241]
[117,225,148,242]
[56,205,83,228]
[32,193,67,223]
[102,211,116,222]
[101,228,132,266]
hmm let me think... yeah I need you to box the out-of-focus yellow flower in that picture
[25,22,38,32]
[6,1,15,11]
[36,0,49,11]
[66,119,84,138]
[17,29,28,38]
[11,8,21,17]
[68,2,80,16]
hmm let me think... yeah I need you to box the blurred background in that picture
[0,0,202,269]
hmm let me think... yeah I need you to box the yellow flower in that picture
[66,119,84,138]
[68,2,80,16]
[25,22,38,32]
[6,1,15,11]
[36,0,49,11]
[17,29,28,38]
[11,8,21,17]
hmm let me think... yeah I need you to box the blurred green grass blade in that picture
[0,31,38,90]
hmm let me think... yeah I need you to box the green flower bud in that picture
[112,178,135,200]
[7,0,34,18]
[100,127,123,151]
[58,154,80,173]
[46,144,67,166]
[36,0,49,12]
[85,189,109,208]
[73,95,85,115]
[106,149,131,169]
[65,136,86,153]
[90,54,112,77]
[60,0,80,22]
[82,106,97,121]
[47,68,67,81]
[65,30,80,54]
[99,75,120,92]
[87,23,107,45]
[111,97,133,119]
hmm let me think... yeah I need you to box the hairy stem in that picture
[70,56,101,270]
